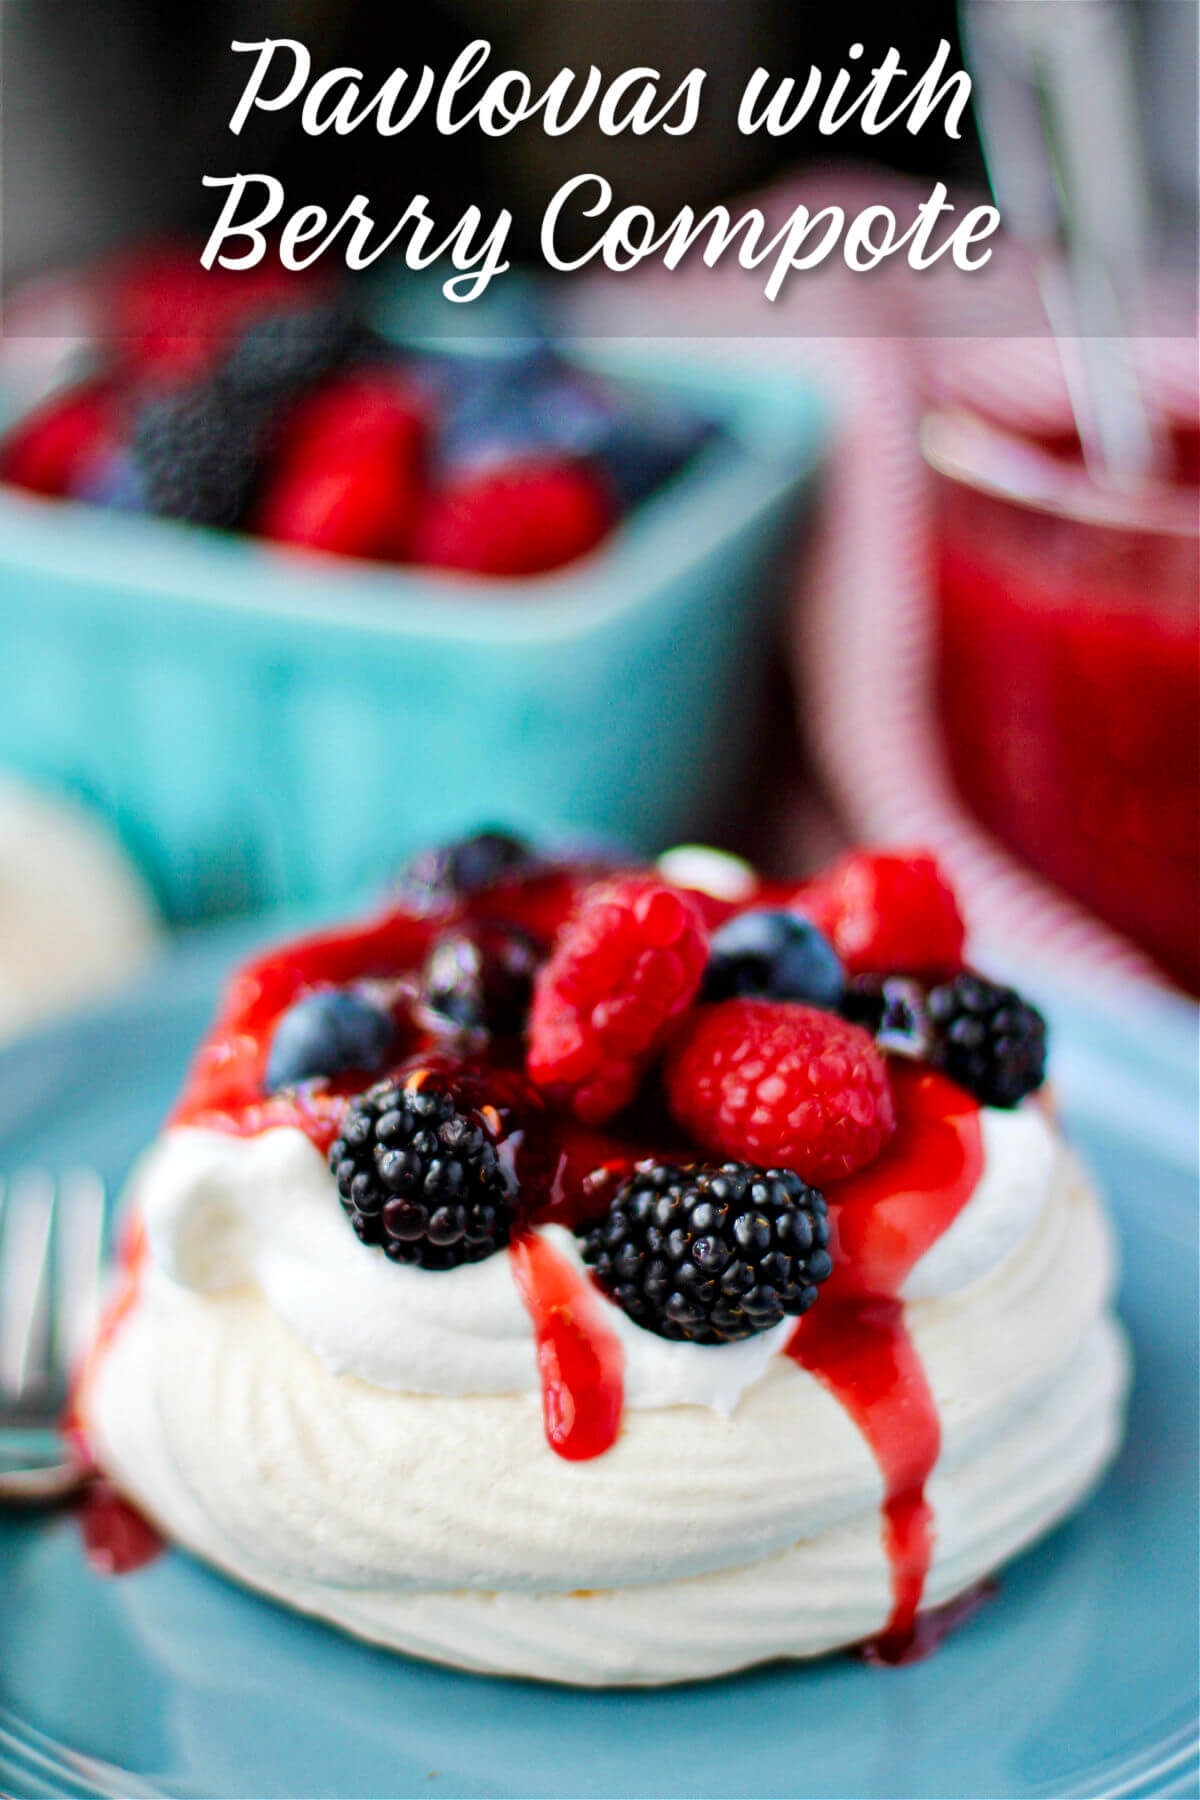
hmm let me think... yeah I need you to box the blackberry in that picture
[701,909,844,1009]
[926,972,1047,1108]
[581,1161,831,1344]
[265,988,395,1093]
[422,923,541,1035]
[329,1077,513,1269]
[398,829,537,910]
[842,974,935,1057]
[845,970,1047,1108]
[131,382,270,526]
[219,299,374,401]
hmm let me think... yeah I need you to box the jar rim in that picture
[921,408,1198,540]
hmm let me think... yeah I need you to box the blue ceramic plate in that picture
[0,931,1196,1800]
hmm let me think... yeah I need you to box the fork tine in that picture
[0,1170,56,1400]
[52,1167,107,1377]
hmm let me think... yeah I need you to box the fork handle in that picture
[0,1432,91,1505]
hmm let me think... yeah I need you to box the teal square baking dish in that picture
[0,344,825,924]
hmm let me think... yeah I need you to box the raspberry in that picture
[803,851,965,976]
[665,999,895,1184]
[103,245,314,383]
[255,444,419,559]
[527,877,708,1125]
[263,370,426,467]
[413,459,613,577]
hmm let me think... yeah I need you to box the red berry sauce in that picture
[75,1480,165,1575]
[788,1066,983,1656]
[510,1232,625,1460]
[934,419,1200,991]
[65,1213,167,1573]
[90,857,990,1655]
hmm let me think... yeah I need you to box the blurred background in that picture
[0,0,1195,1047]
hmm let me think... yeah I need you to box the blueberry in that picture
[583,393,718,507]
[74,446,148,512]
[518,370,714,498]
[523,373,618,461]
[435,366,555,473]
[438,409,544,475]
[265,989,395,1092]
[432,351,716,507]
[448,830,535,893]
[700,910,845,1009]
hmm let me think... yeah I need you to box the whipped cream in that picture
[89,1155,1126,1678]
[654,845,757,901]
[139,1101,1060,1415]
[140,1128,792,1416]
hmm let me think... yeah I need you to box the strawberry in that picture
[414,460,613,577]
[252,374,428,559]
[0,381,117,497]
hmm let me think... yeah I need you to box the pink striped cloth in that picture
[574,169,1198,995]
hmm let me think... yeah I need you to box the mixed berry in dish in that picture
[0,249,716,576]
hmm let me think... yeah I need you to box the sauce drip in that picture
[65,1213,166,1574]
[856,1579,996,1667]
[509,1232,625,1461]
[790,1298,937,1657]
[789,1064,983,1656]
[75,1480,164,1575]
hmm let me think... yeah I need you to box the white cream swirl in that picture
[85,1089,1129,1683]
[138,1105,1060,1411]
[88,1146,1126,1679]
[91,1309,1126,1683]
[139,1126,798,1416]
[136,1102,1055,1420]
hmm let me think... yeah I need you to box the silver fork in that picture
[0,1167,107,1502]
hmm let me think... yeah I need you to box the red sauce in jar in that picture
[933,418,1199,991]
